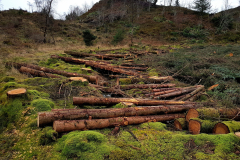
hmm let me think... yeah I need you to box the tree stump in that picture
[7,88,27,98]
[69,77,88,82]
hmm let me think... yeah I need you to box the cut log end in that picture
[174,120,182,130]
[69,77,88,82]
[189,119,201,135]
[213,122,230,134]
[186,109,199,122]
[81,68,92,73]
[7,88,27,97]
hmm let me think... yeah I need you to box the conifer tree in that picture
[193,0,211,14]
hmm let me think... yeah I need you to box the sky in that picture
[0,0,239,19]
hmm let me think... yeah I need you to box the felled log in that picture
[186,109,199,122]
[197,108,240,120]
[174,118,187,130]
[154,86,200,99]
[188,118,217,135]
[38,105,193,127]
[64,51,124,60]
[6,62,98,83]
[113,66,148,71]
[121,63,148,68]
[53,114,185,132]
[148,76,174,83]
[179,85,205,101]
[7,88,27,98]
[147,89,178,97]
[51,55,141,77]
[119,83,176,90]
[213,121,240,134]
[119,76,174,85]
[73,97,195,106]
[19,66,61,78]
[152,88,177,92]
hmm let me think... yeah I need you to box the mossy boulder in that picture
[31,99,54,112]
[56,131,112,159]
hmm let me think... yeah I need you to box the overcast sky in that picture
[1,0,239,19]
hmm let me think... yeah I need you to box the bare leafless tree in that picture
[0,0,3,11]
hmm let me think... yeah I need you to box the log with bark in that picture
[119,76,174,85]
[64,51,124,60]
[120,63,149,68]
[188,118,217,135]
[7,88,27,98]
[119,83,176,90]
[19,66,61,78]
[38,104,194,127]
[197,108,240,121]
[213,121,240,134]
[154,86,201,99]
[112,65,148,71]
[53,114,185,132]
[174,118,187,130]
[6,62,98,83]
[51,55,141,77]
[73,97,197,106]
[179,85,205,101]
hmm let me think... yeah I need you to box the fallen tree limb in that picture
[73,97,196,106]
[19,66,61,78]
[119,76,174,84]
[180,85,205,101]
[6,62,98,83]
[121,63,149,68]
[51,55,141,77]
[64,51,124,60]
[53,114,185,132]
[154,86,201,99]
[119,83,176,90]
[38,105,194,127]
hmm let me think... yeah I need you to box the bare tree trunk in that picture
[43,0,54,43]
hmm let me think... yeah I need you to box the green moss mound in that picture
[31,99,54,112]
[0,76,15,83]
[39,127,58,145]
[140,122,167,131]
[56,131,112,159]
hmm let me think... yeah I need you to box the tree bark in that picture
[6,62,98,83]
[19,66,61,78]
[38,105,194,127]
[213,121,240,134]
[53,114,185,132]
[189,118,217,135]
[73,97,195,106]
[119,83,176,90]
[174,118,187,130]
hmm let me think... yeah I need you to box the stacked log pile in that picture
[38,97,201,132]
[174,108,240,135]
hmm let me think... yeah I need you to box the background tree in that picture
[0,0,3,11]
[193,0,211,14]
[175,0,180,6]
[65,5,83,21]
